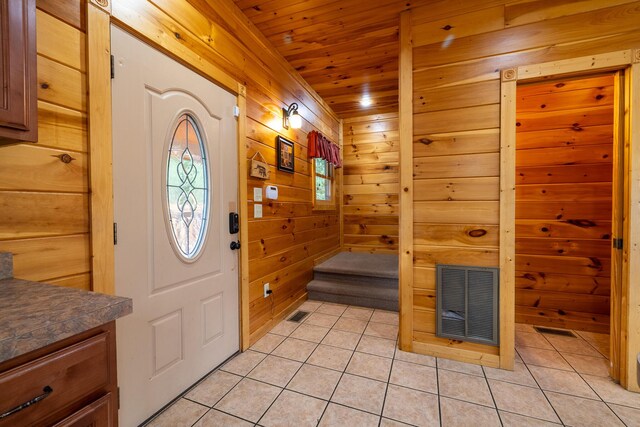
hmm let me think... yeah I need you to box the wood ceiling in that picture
[233,0,414,118]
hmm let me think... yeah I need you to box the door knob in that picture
[230,241,241,250]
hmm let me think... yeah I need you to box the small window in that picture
[165,113,209,261]
[313,157,334,209]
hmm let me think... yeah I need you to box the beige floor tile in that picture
[259,390,327,427]
[517,346,573,371]
[583,374,640,408]
[370,310,399,326]
[546,391,624,427]
[319,403,380,427]
[389,360,437,394]
[287,364,342,400]
[499,411,561,426]
[356,335,396,358]
[609,403,640,425]
[269,320,299,337]
[214,378,281,423]
[220,350,266,376]
[342,306,374,321]
[394,349,436,367]
[488,379,560,423]
[305,312,340,328]
[382,384,440,426]
[185,370,242,407]
[515,323,536,333]
[271,337,317,362]
[515,331,553,350]
[250,333,285,354]
[440,397,501,427]
[529,365,598,399]
[299,300,323,312]
[562,352,610,377]
[333,317,368,334]
[290,323,330,343]
[346,351,392,381]
[147,398,208,427]
[193,409,252,427]
[364,321,398,340]
[380,418,412,426]
[321,329,362,350]
[307,344,353,371]
[575,330,609,343]
[438,369,494,407]
[483,361,537,388]
[247,355,302,387]
[589,339,610,358]
[331,373,387,414]
[544,334,603,357]
[316,303,348,316]
[437,357,484,376]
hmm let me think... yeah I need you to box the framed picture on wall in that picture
[277,136,295,173]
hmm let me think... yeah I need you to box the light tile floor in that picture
[145,301,640,426]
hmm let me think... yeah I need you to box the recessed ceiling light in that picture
[360,96,372,107]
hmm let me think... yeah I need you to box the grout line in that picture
[481,365,504,427]
[435,358,442,427]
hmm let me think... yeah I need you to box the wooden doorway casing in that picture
[500,49,640,391]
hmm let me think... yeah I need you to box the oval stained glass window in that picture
[165,113,209,260]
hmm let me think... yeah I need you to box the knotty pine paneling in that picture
[408,1,637,353]
[515,74,614,333]
[342,113,399,254]
[0,1,91,290]
[111,0,340,342]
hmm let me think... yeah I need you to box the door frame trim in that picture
[499,48,640,390]
[87,2,251,350]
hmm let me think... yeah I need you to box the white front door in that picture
[111,26,239,426]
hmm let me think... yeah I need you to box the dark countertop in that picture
[0,278,132,363]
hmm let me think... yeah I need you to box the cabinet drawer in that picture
[0,333,110,426]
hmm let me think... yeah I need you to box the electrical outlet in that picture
[263,283,270,298]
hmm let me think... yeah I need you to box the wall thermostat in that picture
[265,185,278,200]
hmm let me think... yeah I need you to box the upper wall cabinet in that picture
[0,0,37,144]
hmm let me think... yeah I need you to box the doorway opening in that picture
[513,72,620,378]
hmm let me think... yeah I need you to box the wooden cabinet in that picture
[0,0,37,143]
[0,322,118,427]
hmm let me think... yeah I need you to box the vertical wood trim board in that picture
[339,119,345,250]
[86,2,114,295]
[398,11,414,351]
[499,71,516,370]
[626,54,640,392]
[237,84,250,351]
[611,71,626,382]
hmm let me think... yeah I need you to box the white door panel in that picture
[111,26,239,426]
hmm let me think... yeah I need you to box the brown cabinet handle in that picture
[0,386,53,419]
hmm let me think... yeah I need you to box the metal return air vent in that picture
[436,265,499,346]
[288,311,310,323]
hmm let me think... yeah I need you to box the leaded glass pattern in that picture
[166,113,209,259]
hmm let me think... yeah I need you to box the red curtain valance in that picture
[308,130,342,168]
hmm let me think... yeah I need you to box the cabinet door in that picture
[52,394,114,427]
[0,0,37,142]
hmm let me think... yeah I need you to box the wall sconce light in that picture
[283,102,302,130]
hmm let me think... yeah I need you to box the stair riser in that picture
[313,272,397,288]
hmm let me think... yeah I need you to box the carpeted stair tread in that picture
[313,252,398,279]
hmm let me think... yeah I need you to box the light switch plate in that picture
[253,187,263,202]
[254,204,263,218]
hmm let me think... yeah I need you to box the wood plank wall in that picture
[342,113,399,253]
[0,1,90,291]
[111,0,340,342]
[408,0,640,356]
[515,74,614,333]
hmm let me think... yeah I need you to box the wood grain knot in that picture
[419,138,433,145]
[467,229,487,238]
[404,187,409,192]
[56,154,75,164]
[40,82,50,89]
